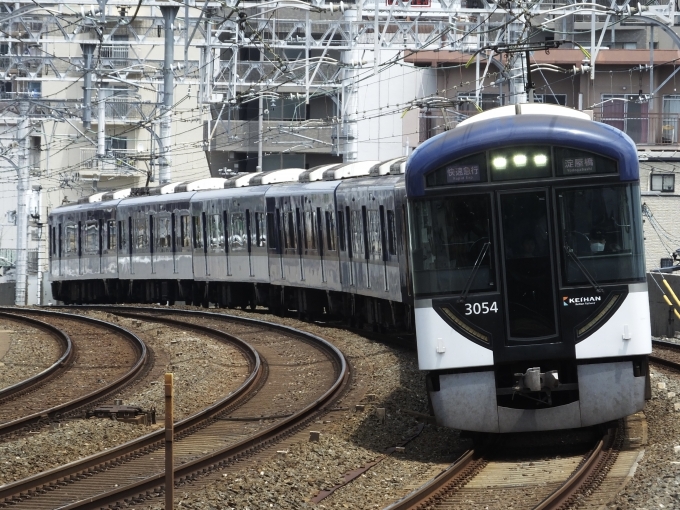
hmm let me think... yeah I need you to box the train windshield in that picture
[557,184,645,285]
[410,194,495,296]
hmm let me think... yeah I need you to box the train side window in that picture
[135,217,148,249]
[192,216,203,249]
[316,207,324,256]
[119,220,126,253]
[284,212,296,250]
[65,223,77,255]
[337,210,345,251]
[157,216,172,249]
[267,212,277,252]
[350,210,364,259]
[325,211,336,252]
[245,210,252,252]
[386,210,396,255]
[296,208,303,256]
[171,214,176,252]
[361,207,370,259]
[378,206,388,261]
[149,215,155,254]
[51,226,56,255]
[366,209,381,259]
[98,219,104,255]
[127,217,133,255]
[58,224,62,257]
[77,221,82,257]
[230,213,246,252]
[303,211,317,251]
[222,211,229,253]
[180,215,190,248]
[346,206,353,258]
[208,213,224,250]
[256,212,266,248]
[108,220,117,250]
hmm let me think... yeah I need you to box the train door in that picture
[498,190,560,345]
[58,223,62,276]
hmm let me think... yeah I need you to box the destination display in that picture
[562,157,595,175]
[446,164,481,183]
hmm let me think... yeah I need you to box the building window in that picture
[534,94,567,106]
[651,173,675,192]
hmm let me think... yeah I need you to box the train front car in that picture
[406,104,651,434]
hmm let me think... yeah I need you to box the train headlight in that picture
[513,154,527,167]
[533,154,548,166]
[492,157,507,170]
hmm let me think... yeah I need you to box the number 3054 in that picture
[464,302,498,315]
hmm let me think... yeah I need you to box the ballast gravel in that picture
[0,310,248,485]
[0,318,61,390]
[608,336,680,510]
[4,307,680,509]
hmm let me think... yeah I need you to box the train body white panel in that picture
[415,302,494,370]
[575,285,651,360]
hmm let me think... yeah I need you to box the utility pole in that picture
[98,86,106,158]
[81,44,96,130]
[159,6,179,184]
[15,101,29,306]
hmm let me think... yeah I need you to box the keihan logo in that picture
[563,296,602,306]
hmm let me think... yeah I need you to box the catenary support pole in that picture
[15,101,29,306]
[160,6,179,184]
[97,86,106,158]
[80,44,96,130]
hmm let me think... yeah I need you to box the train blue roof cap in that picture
[405,112,639,197]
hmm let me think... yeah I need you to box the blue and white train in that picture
[48,103,651,433]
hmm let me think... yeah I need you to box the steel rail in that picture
[51,307,349,510]
[0,311,74,402]
[383,449,477,510]
[0,308,148,437]
[0,308,348,510]
[0,310,261,506]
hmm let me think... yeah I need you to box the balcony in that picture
[417,108,680,148]
[593,112,680,146]
[89,96,157,124]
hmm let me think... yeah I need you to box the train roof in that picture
[405,105,639,197]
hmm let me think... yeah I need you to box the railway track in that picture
[0,308,147,438]
[384,423,626,510]
[0,307,349,509]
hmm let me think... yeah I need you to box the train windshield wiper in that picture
[563,243,603,293]
[458,241,490,303]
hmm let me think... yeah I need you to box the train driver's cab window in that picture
[410,195,495,296]
[64,223,77,255]
[558,184,645,284]
[84,221,99,254]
